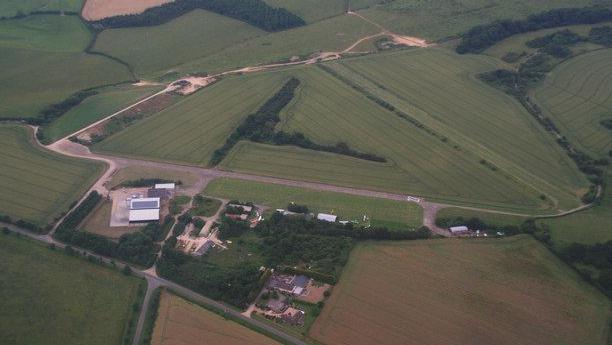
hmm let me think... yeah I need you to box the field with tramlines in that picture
[0,125,103,226]
[0,0,83,17]
[92,10,266,77]
[93,72,289,166]
[0,234,143,345]
[310,237,610,345]
[533,49,612,157]
[151,290,280,345]
[222,48,587,211]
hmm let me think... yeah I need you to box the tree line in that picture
[90,0,305,32]
[560,242,612,297]
[210,77,386,165]
[457,6,612,54]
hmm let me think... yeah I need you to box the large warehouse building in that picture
[129,197,160,223]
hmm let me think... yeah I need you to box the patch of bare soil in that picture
[389,34,431,47]
[171,77,217,96]
[82,0,174,21]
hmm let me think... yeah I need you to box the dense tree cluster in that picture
[601,119,612,130]
[589,25,612,46]
[560,242,612,296]
[54,192,173,267]
[34,90,98,143]
[435,216,540,237]
[457,6,612,54]
[116,178,179,188]
[0,214,43,233]
[157,247,263,307]
[91,0,305,32]
[210,78,385,165]
[254,213,432,277]
[218,217,249,240]
[286,203,309,214]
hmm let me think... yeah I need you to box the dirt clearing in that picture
[151,290,280,345]
[82,0,174,21]
[310,236,610,345]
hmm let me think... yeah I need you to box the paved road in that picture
[1,222,308,345]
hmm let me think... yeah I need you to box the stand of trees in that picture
[589,25,612,46]
[457,6,612,54]
[210,77,386,165]
[91,0,305,32]
[560,241,612,297]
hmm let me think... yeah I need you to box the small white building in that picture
[129,197,160,223]
[449,225,469,235]
[317,213,337,223]
[154,183,175,190]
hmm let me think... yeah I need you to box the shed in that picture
[155,183,175,190]
[317,213,337,223]
[449,226,469,234]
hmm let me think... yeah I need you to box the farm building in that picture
[129,197,160,223]
[449,225,470,235]
[155,183,175,190]
[317,213,337,222]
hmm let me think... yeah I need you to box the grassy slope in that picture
[93,72,288,166]
[92,10,266,77]
[44,84,163,142]
[0,125,103,225]
[358,0,612,41]
[311,236,610,345]
[0,0,83,17]
[0,234,142,345]
[533,49,612,157]
[204,177,423,229]
[151,290,280,345]
[0,15,132,118]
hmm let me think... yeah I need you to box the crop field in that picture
[0,234,143,345]
[163,13,379,77]
[43,84,163,142]
[151,290,280,345]
[310,236,610,345]
[204,177,423,229]
[0,15,132,118]
[356,0,612,41]
[94,72,288,165]
[539,172,612,246]
[0,125,103,225]
[533,49,612,157]
[0,0,83,17]
[92,10,266,76]
[82,0,173,21]
[221,48,586,211]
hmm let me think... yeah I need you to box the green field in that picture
[0,125,103,226]
[0,234,143,345]
[96,12,379,78]
[94,72,289,165]
[43,84,163,142]
[92,10,266,77]
[204,177,423,229]
[0,15,132,118]
[310,236,610,345]
[0,0,83,17]
[357,0,612,41]
[220,48,587,211]
[264,0,349,23]
[533,49,612,157]
[539,172,612,246]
